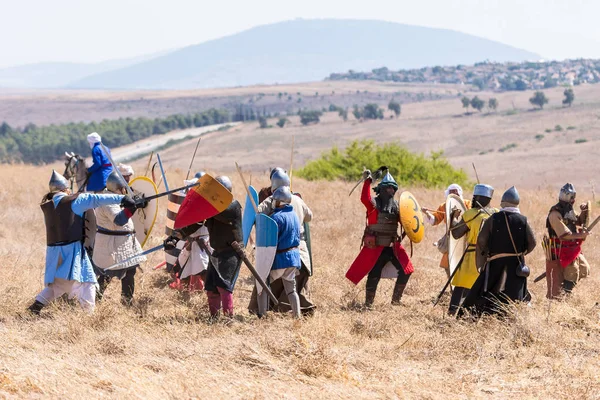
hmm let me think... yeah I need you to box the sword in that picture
[349,166,388,196]
[156,153,169,191]
[141,182,200,203]
[433,246,469,306]
[100,143,135,198]
[104,244,165,271]
[230,241,278,305]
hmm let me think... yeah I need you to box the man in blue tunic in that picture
[28,170,145,314]
[257,186,302,319]
[86,132,113,192]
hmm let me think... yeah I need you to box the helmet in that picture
[49,170,69,192]
[270,167,286,180]
[272,186,292,204]
[559,183,576,203]
[501,186,520,206]
[106,170,127,193]
[216,176,232,192]
[270,169,290,192]
[473,184,494,198]
[376,172,398,192]
[194,171,206,179]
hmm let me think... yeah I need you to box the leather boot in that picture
[391,281,407,305]
[28,300,45,315]
[365,290,376,309]
[562,280,576,294]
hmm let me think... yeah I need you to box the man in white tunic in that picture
[93,171,147,305]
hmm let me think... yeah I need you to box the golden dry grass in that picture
[1,163,600,399]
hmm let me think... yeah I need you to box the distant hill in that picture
[0,49,174,88]
[69,19,540,90]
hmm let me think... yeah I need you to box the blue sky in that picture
[1,0,598,68]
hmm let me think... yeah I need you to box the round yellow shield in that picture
[399,191,425,243]
[130,176,159,248]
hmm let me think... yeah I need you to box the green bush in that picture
[296,140,469,188]
[535,134,544,140]
[575,138,587,144]
[545,128,552,133]
[567,126,576,130]
[498,143,518,152]
[299,110,322,125]
[555,125,563,131]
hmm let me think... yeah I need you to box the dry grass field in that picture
[1,163,600,399]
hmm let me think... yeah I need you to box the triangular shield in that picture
[255,214,278,294]
[242,185,259,247]
[174,174,233,229]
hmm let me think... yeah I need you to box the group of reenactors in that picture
[29,133,594,320]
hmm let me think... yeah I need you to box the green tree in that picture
[461,96,471,112]
[338,107,348,121]
[470,96,485,112]
[276,118,288,128]
[529,91,549,109]
[299,110,322,125]
[488,98,498,111]
[352,105,362,120]
[563,88,575,107]
[388,100,401,118]
[258,116,269,129]
[363,104,384,120]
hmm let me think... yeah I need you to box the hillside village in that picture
[328,59,600,91]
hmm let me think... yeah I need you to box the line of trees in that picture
[461,96,498,113]
[0,109,230,164]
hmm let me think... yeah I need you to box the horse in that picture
[63,152,89,193]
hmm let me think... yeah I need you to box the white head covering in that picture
[445,183,463,198]
[118,163,134,176]
[87,132,102,149]
[183,178,198,194]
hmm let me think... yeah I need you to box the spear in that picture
[185,137,202,180]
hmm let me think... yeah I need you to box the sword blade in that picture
[144,182,200,202]
[104,244,165,271]
[348,177,366,196]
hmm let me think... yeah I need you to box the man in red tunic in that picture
[346,169,414,308]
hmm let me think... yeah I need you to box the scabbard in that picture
[230,241,278,305]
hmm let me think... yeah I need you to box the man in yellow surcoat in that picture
[448,184,496,315]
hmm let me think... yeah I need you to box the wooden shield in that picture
[255,214,278,294]
[243,185,259,247]
[174,174,233,229]
[446,194,468,279]
[130,176,159,248]
[399,191,425,243]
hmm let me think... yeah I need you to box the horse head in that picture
[63,152,88,192]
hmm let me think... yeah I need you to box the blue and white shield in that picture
[242,185,259,247]
[255,213,278,294]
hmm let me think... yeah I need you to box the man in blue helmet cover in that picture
[346,169,414,308]
[86,132,113,192]
[459,186,536,317]
[544,183,590,298]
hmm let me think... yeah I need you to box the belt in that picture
[488,252,524,261]
[97,227,135,236]
[277,246,298,254]
[47,239,79,247]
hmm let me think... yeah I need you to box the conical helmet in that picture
[559,183,576,202]
[501,186,520,206]
[377,172,398,192]
[49,170,69,192]
[106,170,127,193]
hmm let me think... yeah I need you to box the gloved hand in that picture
[121,195,136,209]
[133,194,148,209]
[362,169,372,181]
[164,236,178,251]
